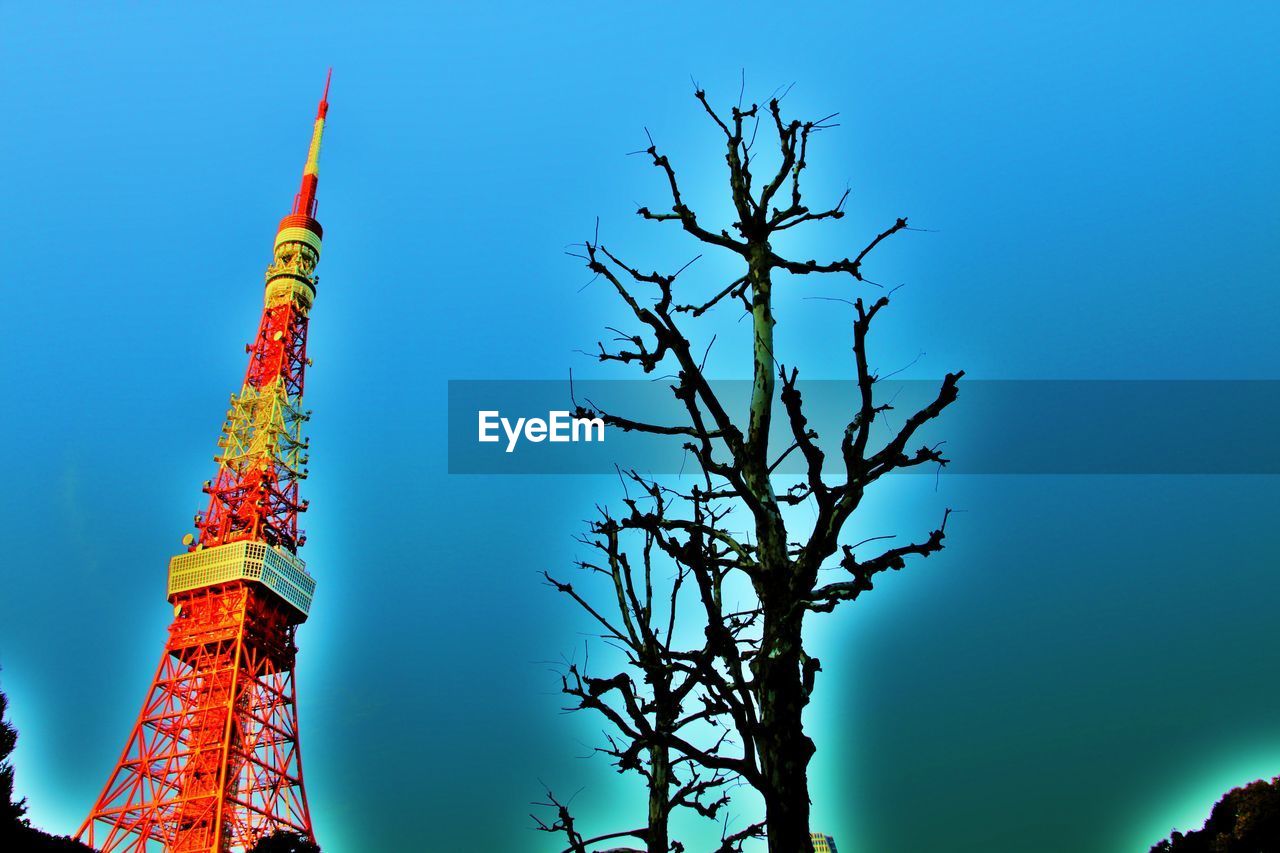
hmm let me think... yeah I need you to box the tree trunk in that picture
[647,740,670,853]
[743,242,816,852]
[648,662,673,853]
[755,603,816,853]
[738,241,816,851]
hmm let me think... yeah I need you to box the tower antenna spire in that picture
[293,68,332,219]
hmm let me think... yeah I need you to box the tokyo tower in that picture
[77,72,334,852]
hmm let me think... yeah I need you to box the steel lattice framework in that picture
[78,72,334,853]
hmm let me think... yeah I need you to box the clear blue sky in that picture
[0,3,1277,851]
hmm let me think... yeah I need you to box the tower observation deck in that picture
[78,72,334,853]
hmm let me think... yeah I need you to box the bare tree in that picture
[553,84,962,853]
[537,481,765,852]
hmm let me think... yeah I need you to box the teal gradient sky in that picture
[0,3,1277,851]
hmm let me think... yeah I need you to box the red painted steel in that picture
[79,73,332,852]
[82,584,312,852]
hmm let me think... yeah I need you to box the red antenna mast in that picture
[293,67,332,219]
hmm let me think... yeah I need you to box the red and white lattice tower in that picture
[78,72,335,852]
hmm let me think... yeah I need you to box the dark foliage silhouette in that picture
[1,687,25,831]
[0,686,93,851]
[1151,776,1280,852]
[248,829,322,853]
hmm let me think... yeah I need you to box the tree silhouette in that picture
[248,829,322,853]
[545,83,962,853]
[1,687,25,832]
[538,488,765,852]
[1,685,93,851]
[1151,776,1280,852]
[1,686,26,848]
